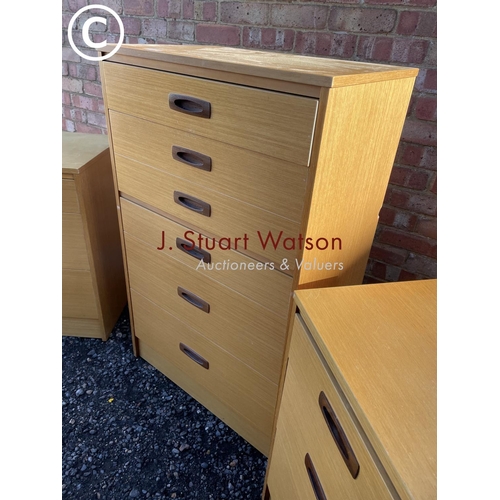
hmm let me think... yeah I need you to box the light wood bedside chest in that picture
[62,132,126,340]
[99,44,418,454]
[265,279,437,500]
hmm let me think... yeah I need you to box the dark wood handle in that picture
[169,94,211,118]
[319,391,359,479]
[177,286,210,314]
[175,237,211,263]
[305,454,327,500]
[172,146,212,172]
[179,343,209,369]
[174,191,211,217]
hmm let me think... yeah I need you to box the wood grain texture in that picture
[62,270,99,319]
[266,314,396,500]
[62,179,79,213]
[62,318,102,338]
[103,44,418,89]
[294,280,437,500]
[120,198,292,315]
[115,155,301,267]
[62,131,109,174]
[124,233,288,385]
[102,62,318,166]
[132,290,277,455]
[109,111,308,223]
[62,213,90,270]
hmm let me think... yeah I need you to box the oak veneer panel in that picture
[62,180,79,213]
[102,62,318,166]
[62,213,90,270]
[120,198,292,316]
[294,280,437,500]
[62,318,102,338]
[109,111,308,223]
[132,290,277,455]
[124,233,287,384]
[62,270,99,319]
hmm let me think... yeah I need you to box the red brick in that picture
[378,206,395,225]
[68,63,97,81]
[406,192,436,216]
[65,0,87,12]
[243,28,294,51]
[62,91,71,106]
[407,170,430,190]
[391,38,429,64]
[329,7,396,33]
[430,175,437,194]
[295,32,356,58]
[63,118,76,132]
[158,0,181,18]
[399,270,419,281]
[380,206,418,229]
[396,10,418,35]
[380,228,436,257]
[142,18,167,37]
[62,62,68,76]
[389,166,408,186]
[62,46,80,63]
[415,217,437,239]
[425,41,437,66]
[415,68,437,93]
[357,36,393,61]
[366,0,436,5]
[62,77,83,93]
[124,0,154,16]
[71,94,101,112]
[168,20,195,41]
[109,17,141,35]
[83,81,103,97]
[271,5,328,29]
[401,118,437,146]
[403,254,436,277]
[89,0,122,14]
[388,187,409,208]
[369,243,407,266]
[400,143,425,167]
[397,10,436,37]
[87,112,107,128]
[363,274,385,284]
[76,122,105,134]
[371,261,387,279]
[421,147,437,170]
[201,2,217,21]
[414,96,436,121]
[183,0,194,19]
[196,24,241,45]
[221,2,269,25]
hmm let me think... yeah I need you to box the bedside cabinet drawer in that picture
[267,314,395,500]
[132,290,277,455]
[110,111,308,223]
[124,232,288,385]
[102,62,317,166]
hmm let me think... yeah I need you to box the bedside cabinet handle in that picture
[177,286,210,313]
[174,191,211,217]
[319,391,360,479]
[179,343,209,369]
[305,454,327,500]
[169,94,211,119]
[172,146,212,172]
[175,237,211,263]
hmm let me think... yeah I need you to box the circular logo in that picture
[67,5,124,62]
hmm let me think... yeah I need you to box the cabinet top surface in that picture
[294,279,436,500]
[103,44,418,88]
[62,132,110,174]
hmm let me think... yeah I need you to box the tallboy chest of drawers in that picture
[99,44,418,455]
[265,280,437,500]
[62,132,127,339]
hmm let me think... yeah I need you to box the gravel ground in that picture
[62,308,267,499]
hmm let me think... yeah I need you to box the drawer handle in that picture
[174,191,211,217]
[175,237,211,264]
[169,94,211,119]
[177,286,210,314]
[172,146,212,172]
[305,454,327,500]
[179,343,210,369]
[319,391,360,479]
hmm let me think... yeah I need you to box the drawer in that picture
[110,111,307,223]
[116,156,300,267]
[62,213,90,270]
[121,198,293,315]
[62,179,79,213]
[62,270,98,319]
[268,314,395,499]
[132,290,277,455]
[102,62,317,166]
[124,232,288,385]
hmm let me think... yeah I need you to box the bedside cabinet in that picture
[62,132,127,340]
[265,280,437,500]
[99,44,418,454]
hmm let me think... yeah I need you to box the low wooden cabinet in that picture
[265,280,437,500]
[99,44,418,454]
[62,132,127,340]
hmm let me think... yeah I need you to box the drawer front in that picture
[268,314,395,500]
[124,232,288,385]
[116,156,300,267]
[110,111,307,223]
[62,179,79,213]
[132,290,277,455]
[62,213,90,270]
[103,62,317,166]
[121,198,292,316]
[62,270,98,319]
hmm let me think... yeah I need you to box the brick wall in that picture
[62,0,437,283]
